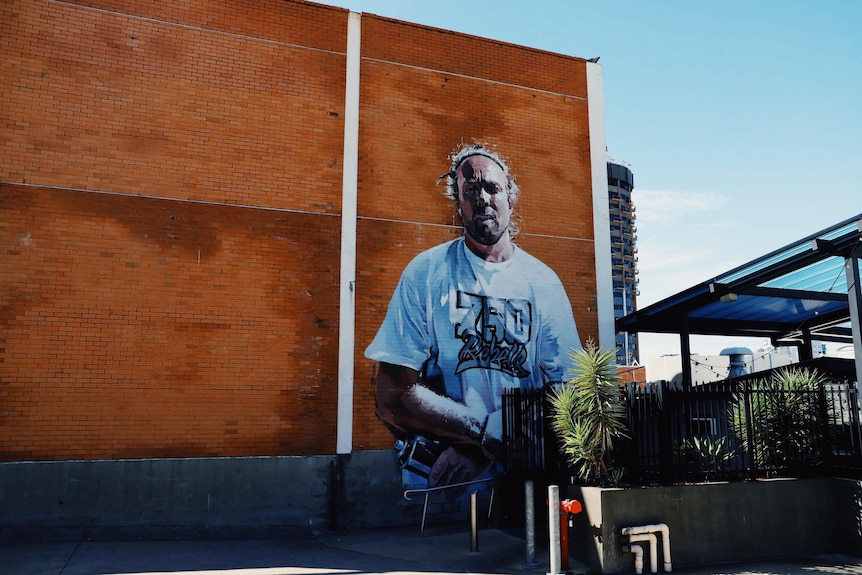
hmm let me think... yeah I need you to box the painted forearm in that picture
[375,362,488,453]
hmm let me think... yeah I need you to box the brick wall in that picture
[352,14,597,451]
[1,185,340,459]
[1,0,598,460]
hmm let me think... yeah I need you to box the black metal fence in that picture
[501,364,862,485]
[501,387,561,473]
[623,377,862,484]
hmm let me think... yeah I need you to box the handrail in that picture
[402,476,493,500]
[403,476,494,534]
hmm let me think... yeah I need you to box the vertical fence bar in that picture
[744,379,757,480]
[503,389,511,470]
[659,381,673,484]
[851,385,862,459]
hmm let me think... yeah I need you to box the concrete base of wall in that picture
[568,477,862,574]
[6,453,860,565]
[0,451,441,540]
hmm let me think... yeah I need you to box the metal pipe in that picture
[403,476,493,535]
[560,505,569,571]
[523,480,540,569]
[421,493,429,535]
[548,485,561,575]
[558,498,582,571]
[470,491,479,552]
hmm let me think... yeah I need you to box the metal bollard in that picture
[523,480,540,569]
[548,485,562,575]
[470,491,479,552]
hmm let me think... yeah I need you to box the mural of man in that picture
[365,143,582,489]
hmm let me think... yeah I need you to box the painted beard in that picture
[464,209,505,246]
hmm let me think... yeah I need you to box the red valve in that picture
[560,499,583,515]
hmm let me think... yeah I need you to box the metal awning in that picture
[616,214,862,385]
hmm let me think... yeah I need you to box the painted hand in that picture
[428,446,491,492]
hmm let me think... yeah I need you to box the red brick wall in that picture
[1,0,349,460]
[1,185,340,459]
[1,0,599,460]
[1,0,347,208]
[619,365,647,386]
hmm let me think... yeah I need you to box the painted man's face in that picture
[456,155,511,246]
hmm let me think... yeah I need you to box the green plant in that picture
[731,366,826,474]
[549,340,630,485]
[678,435,735,481]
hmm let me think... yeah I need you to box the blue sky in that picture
[315,0,862,360]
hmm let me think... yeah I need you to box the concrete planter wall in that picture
[567,477,862,574]
[0,452,416,540]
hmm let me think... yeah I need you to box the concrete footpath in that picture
[2,525,861,575]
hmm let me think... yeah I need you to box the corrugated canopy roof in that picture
[616,215,862,347]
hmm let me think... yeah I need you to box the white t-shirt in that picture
[366,237,582,416]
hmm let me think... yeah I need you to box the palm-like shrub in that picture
[678,436,735,481]
[732,366,826,474]
[549,341,629,485]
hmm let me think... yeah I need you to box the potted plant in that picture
[676,435,735,482]
[731,366,827,475]
[550,360,844,574]
[548,340,630,486]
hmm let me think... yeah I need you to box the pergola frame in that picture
[617,215,862,389]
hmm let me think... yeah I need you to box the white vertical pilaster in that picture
[336,12,361,455]
[587,61,614,350]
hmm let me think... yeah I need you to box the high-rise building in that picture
[608,159,639,365]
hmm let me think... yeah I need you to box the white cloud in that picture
[633,188,742,304]
[629,188,762,360]
[634,188,729,223]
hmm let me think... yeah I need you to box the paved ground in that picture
[2,525,861,575]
